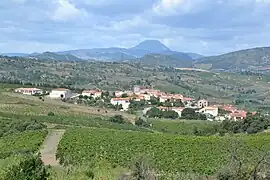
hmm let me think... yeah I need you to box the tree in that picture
[162,110,179,119]
[173,99,184,107]
[121,93,128,98]
[181,108,197,119]
[109,115,125,124]
[130,154,157,180]
[146,107,162,118]
[135,117,151,128]
[3,154,50,180]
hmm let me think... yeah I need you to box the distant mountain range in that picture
[193,47,270,72]
[2,40,270,72]
[1,40,202,62]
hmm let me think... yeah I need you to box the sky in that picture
[0,0,270,55]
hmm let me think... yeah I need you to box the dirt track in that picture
[40,129,65,166]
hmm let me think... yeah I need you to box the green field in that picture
[0,130,47,158]
[150,119,218,135]
[57,128,270,175]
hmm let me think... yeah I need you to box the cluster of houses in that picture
[14,86,252,121]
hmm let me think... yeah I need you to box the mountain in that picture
[57,40,196,61]
[4,40,200,62]
[131,54,192,67]
[130,40,171,52]
[58,48,136,61]
[194,47,270,72]
[186,53,204,60]
[0,53,29,57]
[28,52,83,61]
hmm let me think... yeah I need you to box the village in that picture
[14,86,252,121]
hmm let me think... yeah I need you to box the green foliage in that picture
[0,130,48,159]
[194,47,270,71]
[2,154,50,180]
[146,107,179,119]
[135,117,151,128]
[0,112,150,133]
[150,120,219,135]
[220,113,270,134]
[181,108,207,120]
[109,115,125,124]
[57,128,270,175]
[0,119,46,138]
[47,112,55,116]
[129,100,146,111]
[146,107,162,118]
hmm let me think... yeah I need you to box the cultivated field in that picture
[57,127,270,175]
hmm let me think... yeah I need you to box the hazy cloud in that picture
[0,0,269,55]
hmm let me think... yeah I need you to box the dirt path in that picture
[40,129,65,166]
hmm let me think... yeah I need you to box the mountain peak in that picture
[131,40,171,52]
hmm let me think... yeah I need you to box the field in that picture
[150,119,218,135]
[0,130,48,158]
[57,128,270,175]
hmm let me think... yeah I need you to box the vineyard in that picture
[57,128,270,175]
[0,130,48,158]
[150,119,218,135]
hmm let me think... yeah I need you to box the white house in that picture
[14,88,42,95]
[49,88,73,99]
[110,97,130,111]
[82,89,102,99]
[198,107,218,117]
[197,99,208,108]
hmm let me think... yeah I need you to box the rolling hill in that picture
[130,53,192,67]
[57,40,196,61]
[28,52,83,61]
[194,47,270,72]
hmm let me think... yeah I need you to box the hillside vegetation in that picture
[194,47,270,72]
[2,56,270,110]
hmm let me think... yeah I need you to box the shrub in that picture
[109,115,125,124]
[2,154,50,180]
[47,112,55,116]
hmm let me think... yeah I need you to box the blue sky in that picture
[0,0,270,55]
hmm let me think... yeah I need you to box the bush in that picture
[47,112,55,116]
[109,115,125,124]
[135,117,151,128]
[2,154,50,180]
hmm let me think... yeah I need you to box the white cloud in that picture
[152,0,185,16]
[52,0,87,21]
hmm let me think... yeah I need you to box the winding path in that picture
[40,129,65,166]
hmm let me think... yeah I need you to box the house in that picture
[110,97,130,111]
[199,107,218,117]
[143,94,151,101]
[229,111,247,121]
[49,88,73,99]
[220,105,238,113]
[14,87,42,95]
[82,89,102,99]
[197,99,208,108]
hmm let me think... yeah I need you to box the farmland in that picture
[0,130,47,158]
[57,127,270,175]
